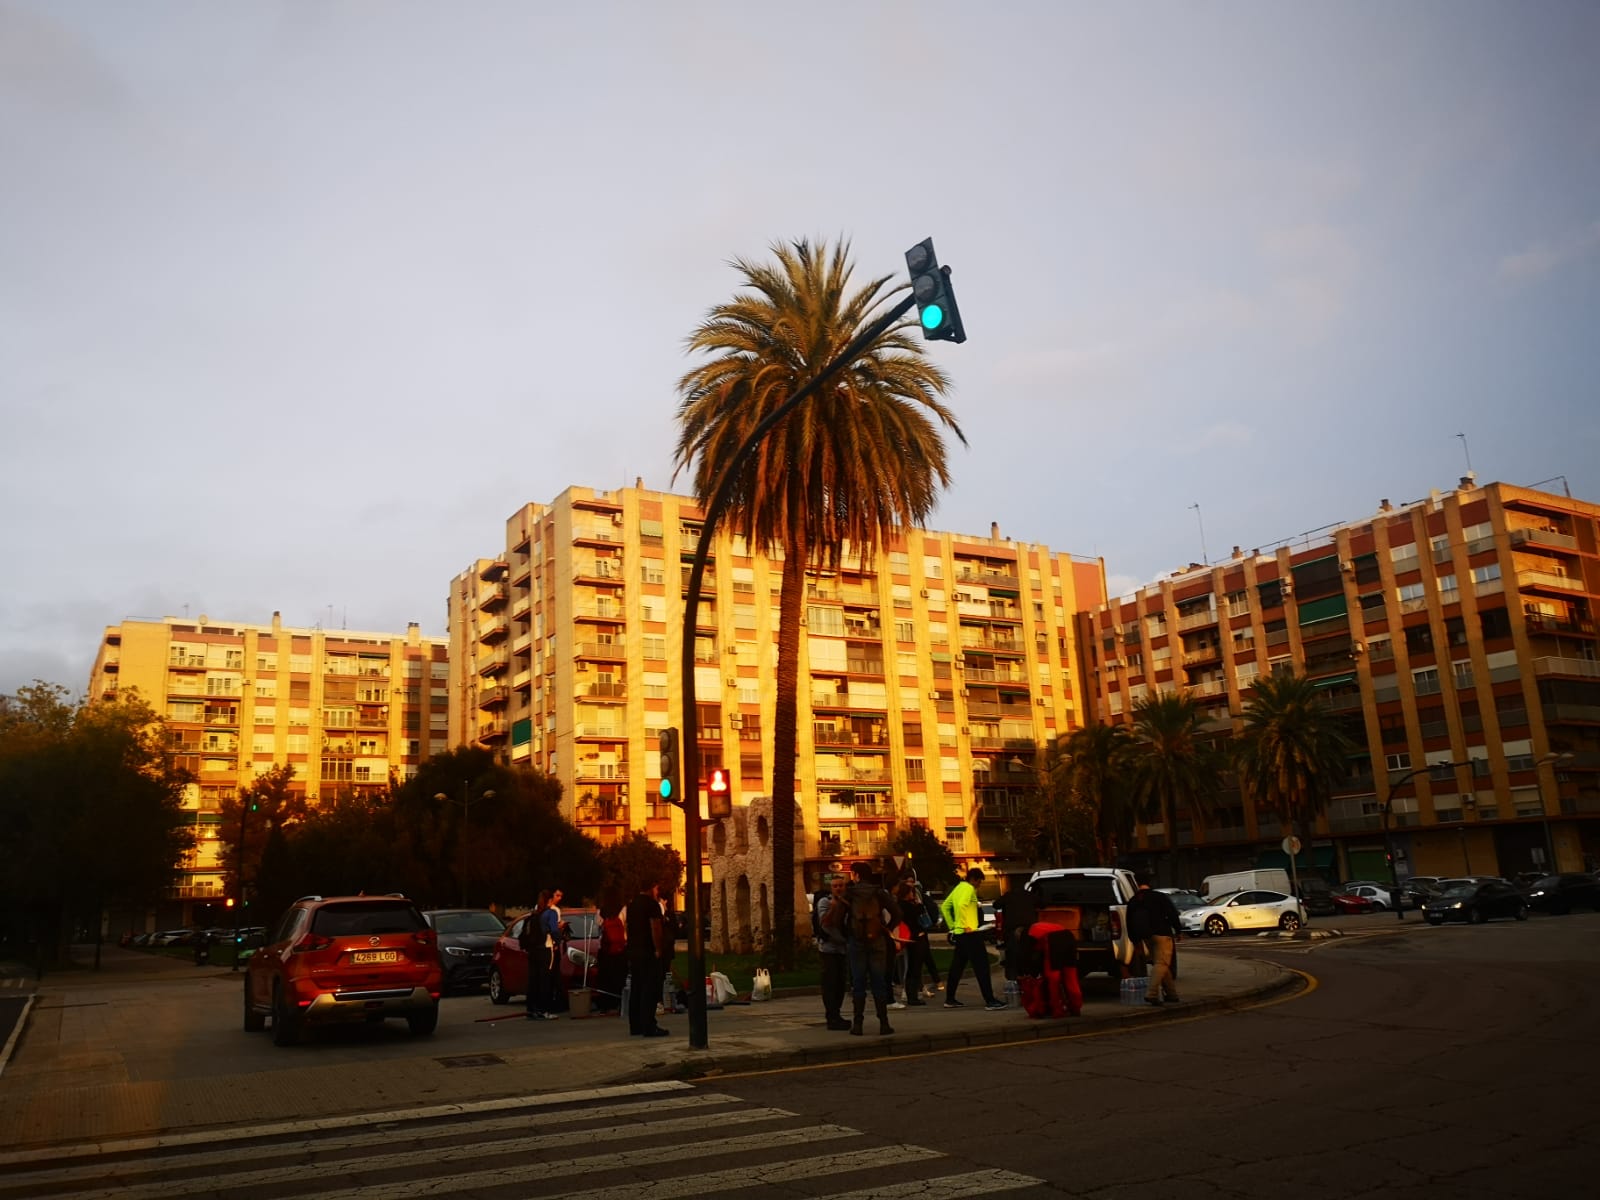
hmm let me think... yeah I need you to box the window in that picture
[1225,590,1251,617]
[1390,543,1419,569]
[1385,752,1411,771]
[895,620,915,643]
[1404,624,1433,653]
[1480,607,1511,640]
[1435,573,1458,600]
[806,606,844,637]
[1452,660,1474,689]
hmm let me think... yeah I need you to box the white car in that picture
[1180,889,1306,937]
[1347,884,1392,910]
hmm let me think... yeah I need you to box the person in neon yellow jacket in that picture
[938,868,1004,1010]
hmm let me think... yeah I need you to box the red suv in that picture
[244,894,442,1046]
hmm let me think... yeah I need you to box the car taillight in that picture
[291,934,333,954]
[414,929,436,948]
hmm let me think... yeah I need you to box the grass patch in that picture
[685,944,961,995]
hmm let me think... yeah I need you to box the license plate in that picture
[351,950,399,964]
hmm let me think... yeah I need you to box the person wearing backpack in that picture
[843,861,901,1036]
[814,874,851,1031]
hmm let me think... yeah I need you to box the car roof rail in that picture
[294,895,323,903]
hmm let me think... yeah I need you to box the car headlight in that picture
[443,945,471,957]
[1448,901,1464,909]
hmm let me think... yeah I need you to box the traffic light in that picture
[658,727,682,806]
[707,766,731,819]
[225,897,235,908]
[904,237,966,344]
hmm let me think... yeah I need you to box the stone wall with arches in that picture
[704,794,810,955]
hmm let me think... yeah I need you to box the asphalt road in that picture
[704,914,1598,1198]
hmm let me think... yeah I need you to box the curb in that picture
[620,966,1305,1083]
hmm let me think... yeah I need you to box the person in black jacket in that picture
[1124,875,1182,1006]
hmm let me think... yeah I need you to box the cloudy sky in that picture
[3,1,1597,695]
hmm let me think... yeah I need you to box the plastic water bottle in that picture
[621,973,631,1016]
[1002,979,1021,1008]
[1120,976,1149,1006]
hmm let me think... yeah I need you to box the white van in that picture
[1201,869,1292,900]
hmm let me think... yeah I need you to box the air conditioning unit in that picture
[919,589,930,598]
[728,713,743,727]
[960,726,969,736]
[611,513,624,526]
[1036,697,1046,706]
[953,656,965,668]
[1352,642,1366,654]
[928,690,941,700]
[962,689,971,698]
[727,678,738,688]
[1341,559,1355,573]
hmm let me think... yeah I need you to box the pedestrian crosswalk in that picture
[0,1081,1044,1199]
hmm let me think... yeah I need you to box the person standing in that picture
[939,867,1005,1011]
[539,887,568,1016]
[1125,875,1182,1006]
[844,861,901,1035]
[995,873,1038,985]
[595,896,627,1015]
[521,892,557,1021]
[815,874,851,1030]
[896,878,940,1000]
[626,883,669,1037]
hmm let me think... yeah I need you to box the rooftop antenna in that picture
[1189,503,1209,565]
[1456,432,1473,476]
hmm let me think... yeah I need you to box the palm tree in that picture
[1058,723,1135,864]
[1127,691,1220,885]
[1235,673,1354,899]
[674,238,965,967]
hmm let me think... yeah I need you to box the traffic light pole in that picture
[678,289,917,1050]
[230,801,248,971]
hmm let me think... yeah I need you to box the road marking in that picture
[820,1168,1045,1197]
[9,1093,745,1187]
[0,1078,692,1168]
[559,1146,944,1200]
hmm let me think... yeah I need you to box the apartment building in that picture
[447,484,1107,887]
[87,613,450,912]
[1082,478,1599,883]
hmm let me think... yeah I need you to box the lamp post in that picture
[1459,795,1476,874]
[1535,751,1574,873]
[436,783,495,907]
[1381,760,1465,921]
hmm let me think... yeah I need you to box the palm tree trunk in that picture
[769,549,805,969]
[1164,794,1178,887]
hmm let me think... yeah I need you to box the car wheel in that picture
[407,1004,439,1037]
[1204,915,1227,937]
[1467,907,1486,925]
[1372,902,1387,911]
[242,979,265,1033]
[488,967,509,1005]
[271,984,302,1047]
[1279,913,1302,932]
[1514,905,1528,922]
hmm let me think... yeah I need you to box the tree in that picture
[674,238,965,967]
[1235,673,1354,895]
[1127,692,1221,886]
[0,682,193,964]
[1007,740,1103,868]
[1057,724,1137,864]
[218,763,305,907]
[889,824,959,893]
[598,831,684,911]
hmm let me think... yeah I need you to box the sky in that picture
[3,0,1598,696]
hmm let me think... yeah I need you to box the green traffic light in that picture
[660,779,673,800]
[920,304,944,331]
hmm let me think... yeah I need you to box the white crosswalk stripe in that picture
[0,1086,1046,1200]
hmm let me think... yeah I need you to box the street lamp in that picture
[435,783,495,907]
[1535,751,1575,873]
[1381,760,1465,922]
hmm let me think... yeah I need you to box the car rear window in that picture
[311,901,425,936]
[1032,878,1118,905]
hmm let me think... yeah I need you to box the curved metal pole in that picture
[678,292,916,1049]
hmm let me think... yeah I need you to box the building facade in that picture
[87,613,450,914]
[447,484,1107,889]
[1081,478,1599,883]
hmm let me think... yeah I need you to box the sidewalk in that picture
[0,945,1297,1153]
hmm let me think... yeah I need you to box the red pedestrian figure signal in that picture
[707,766,731,819]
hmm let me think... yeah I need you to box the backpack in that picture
[848,885,886,943]
[810,889,829,942]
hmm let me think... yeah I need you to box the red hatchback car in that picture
[244,894,442,1046]
[1329,891,1376,915]
[488,908,602,1008]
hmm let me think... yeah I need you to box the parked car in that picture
[1024,868,1140,977]
[1329,891,1376,915]
[1421,880,1528,926]
[1338,880,1386,895]
[422,908,506,992]
[1521,873,1600,915]
[487,908,602,1007]
[1395,879,1440,909]
[1297,877,1338,917]
[1159,888,1208,912]
[243,894,441,1046]
[1347,884,1392,910]
[1180,889,1306,937]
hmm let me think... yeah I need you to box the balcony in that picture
[956,567,1020,589]
[1510,526,1578,551]
[1526,614,1596,637]
[478,685,509,709]
[574,724,624,739]
[1518,569,1584,594]
[476,649,509,677]
[169,654,207,670]
[1181,645,1221,667]
[575,641,626,662]
[815,836,894,860]
[576,802,630,825]
[1532,656,1600,680]
[977,797,1022,821]
[845,659,885,676]
[479,614,509,643]
[581,681,628,701]
[477,584,508,612]
[1542,702,1600,723]
[1178,608,1219,631]
[477,719,508,743]
[575,603,625,622]
[573,524,621,547]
